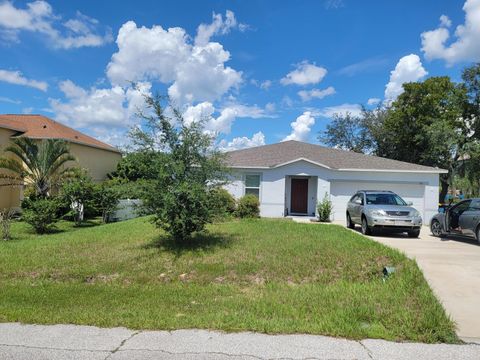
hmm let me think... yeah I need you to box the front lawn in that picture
[0,217,457,342]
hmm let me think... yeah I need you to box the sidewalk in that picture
[1,323,479,360]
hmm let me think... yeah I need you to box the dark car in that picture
[430,198,480,242]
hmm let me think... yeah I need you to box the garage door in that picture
[330,181,425,222]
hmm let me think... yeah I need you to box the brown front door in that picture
[291,178,308,214]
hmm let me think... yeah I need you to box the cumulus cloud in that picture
[219,131,265,151]
[298,86,335,102]
[0,69,48,91]
[421,0,480,65]
[49,80,151,130]
[281,61,327,86]
[313,103,363,118]
[367,97,381,106]
[106,20,242,104]
[283,111,315,141]
[0,1,112,48]
[183,101,275,134]
[384,54,427,102]
[195,10,246,46]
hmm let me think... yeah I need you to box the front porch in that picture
[284,175,318,217]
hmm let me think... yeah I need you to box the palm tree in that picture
[0,137,76,198]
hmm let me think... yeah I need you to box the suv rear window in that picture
[366,193,407,206]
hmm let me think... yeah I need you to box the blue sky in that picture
[0,0,478,150]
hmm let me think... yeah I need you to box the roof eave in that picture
[17,136,122,154]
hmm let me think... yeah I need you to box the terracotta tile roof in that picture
[225,140,447,173]
[0,114,120,153]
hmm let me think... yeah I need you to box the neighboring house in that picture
[0,114,122,209]
[224,140,447,224]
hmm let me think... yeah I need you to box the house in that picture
[224,140,447,224]
[0,114,122,209]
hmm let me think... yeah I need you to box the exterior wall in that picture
[225,160,440,223]
[0,128,21,209]
[68,143,122,182]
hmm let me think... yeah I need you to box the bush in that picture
[94,184,120,223]
[60,172,96,225]
[317,193,333,222]
[0,208,15,240]
[208,188,236,221]
[22,199,59,234]
[236,194,260,218]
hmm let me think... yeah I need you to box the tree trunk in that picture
[439,175,449,204]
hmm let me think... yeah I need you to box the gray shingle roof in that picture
[225,140,446,172]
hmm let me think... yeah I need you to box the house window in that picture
[245,174,260,197]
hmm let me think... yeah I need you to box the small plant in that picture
[0,208,15,240]
[236,194,260,218]
[22,198,59,234]
[317,193,333,222]
[61,172,96,226]
[94,184,120,223]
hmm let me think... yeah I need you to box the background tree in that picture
[319,107,389,154]
[380,77,469,201]
[133,95,228,242]
[0,138,76,198]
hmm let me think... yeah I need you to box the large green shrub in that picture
[236,194,260,218]
[317,193,333,222]
[22,198,59,234]
[134,95,228,243]
[208,188,236,221]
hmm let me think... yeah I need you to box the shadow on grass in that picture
[144,231,236,256]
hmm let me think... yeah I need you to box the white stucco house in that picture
[224,140,447,224]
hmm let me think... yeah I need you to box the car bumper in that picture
[366,215,422,229]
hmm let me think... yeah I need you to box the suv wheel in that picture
[361,216,372,235]
[346,212,355,229]
[430,219,443,237]
[476,226,480,244]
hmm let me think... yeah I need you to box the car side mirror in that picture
[406,201,413,206]
[354,199,362,205]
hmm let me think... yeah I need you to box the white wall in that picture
[225,161,440,222]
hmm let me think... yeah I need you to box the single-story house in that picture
[224,140,447,224]
[0,114,122,209]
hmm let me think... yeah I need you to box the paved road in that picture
[1,323,480,360]
[339,222,480,342]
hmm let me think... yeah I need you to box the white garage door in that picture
[330,181,425,222]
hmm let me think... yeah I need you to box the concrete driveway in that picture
[341,222,480,342]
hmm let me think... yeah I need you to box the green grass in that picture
[0,217,457,343]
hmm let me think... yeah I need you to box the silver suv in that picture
[346,190,422,237]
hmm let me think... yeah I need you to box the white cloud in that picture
[0,96,20,104]
[384,54,427,102]
[219,131,265,151]
[367,97,381,106]
[439,15,452,28]
[260,80,272,90]
[49,80,151,130]
[421,0,480,65]
[314,103,363,118]
[283,111,315,141]
[106,20,242,104]
[298,86,336,102]
[281,61,327,86]
[195,10,246,46]
[183,101,275,134]
[0,69,48,91]
[0,1,112,49]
